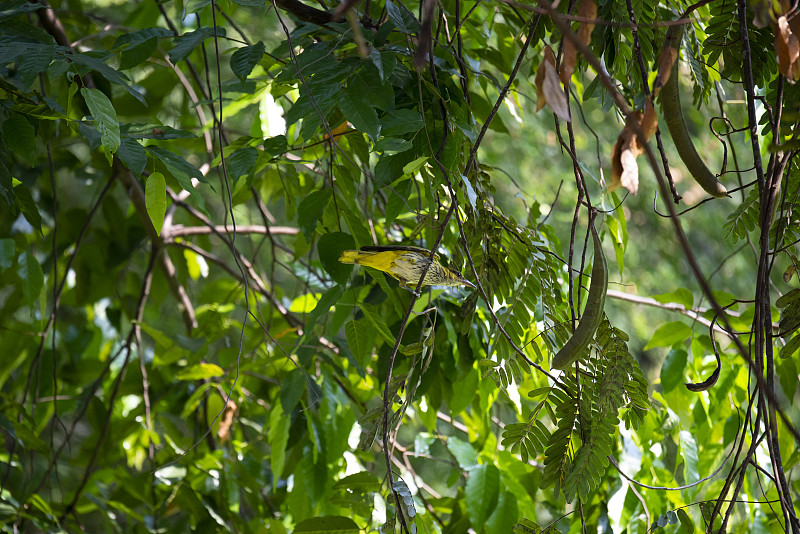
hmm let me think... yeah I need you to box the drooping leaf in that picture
[145,172,166,235]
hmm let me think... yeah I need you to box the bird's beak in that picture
[461,278,476,289]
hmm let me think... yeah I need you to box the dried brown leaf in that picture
[776,15,800,81]
[641,100,658,140]
[536,46,571,121]
[609,111,646,195]
[653,46,678,95]
[217,400,238,442]
[559,0,596,85]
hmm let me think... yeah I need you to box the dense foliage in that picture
[1,0,799,532]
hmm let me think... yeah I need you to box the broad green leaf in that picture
[345,319,370,369]
[17,251,43,307]
[660,349,687,393]
[67,52,146,105]
[269,400,290,487]
[297,189,332,241]
[402,156,428,176]
[465,464,500,528]
[679,430,699,484]
[169,27,226,64]
[12,180,41,234]
[780,334,800,359]
[644,321,693,350]
[0,1,42,20]
[121,123,196,139]
[117,138,147,176]
[2,113,35,160]
[118,37,158,70]
[381,109,424,137]
[486,491,518,534]
[332,472,380,492]
[384,179,413,224]
[677,509,694,532]
[184,0,210,13]
[226,146,258,180]
[17,44,53,89]
[359,303,395,345]
[113,27,173,49]
[0,239,14,271]
[147,145,206,192]
[449,367,479,415]
[230,41,265,81]
[653,288,694,310]
[305,285,344,332]
[175,362,224,380]
[317,231,355,285]
[81,88,120,160]
[369,49,397,82]
[385,0,419,33]
[145,172,166,235]
[339,88,380,141]
[447,437,478,470]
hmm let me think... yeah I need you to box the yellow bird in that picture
[338,245,476,291]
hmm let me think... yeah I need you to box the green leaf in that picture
[465,464,500,528]
[339,88,380,141]
[305,285,344,332]
[145,172,166,236]
[17,251,43,307]
[780,334,800,359]
[117,138,147,176]
[679,430,699,483]
[118,37,158,70]
[226,146,258,180]
[292,516,359,533]
[81,88,120,160]
[230,41,265,81]
[384,179,412,224]
[660,349,687,393]
[345,319,370,369]
[146,145,206,192]
[12,180,41,234]
[169,27,226,64]
[369,49,397,82]
[0,1,42,20]
[402,156,428,176]
[447,438,478,470]
[269,400,290,487]
[332,472,380,493]
[297,189,332,241]
[2,113,35,160]
[449,367,479,415]
[359,303,395,345]
[67,52,146,105]
[677,509,694,532]
[644,321,693,350]
[317,231,355,285]
[0,239,14,272]
[381,109,424,137]
[653,288,694,310]
[385,0,419,33]
[121,123,196,140]
[486,491,518,534]
[17,44,53,89]
[175,362,224,380]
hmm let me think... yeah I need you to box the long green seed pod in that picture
[660,29,728,198]
[551,218,608,371]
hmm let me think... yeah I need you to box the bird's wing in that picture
[359,245,440,259]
